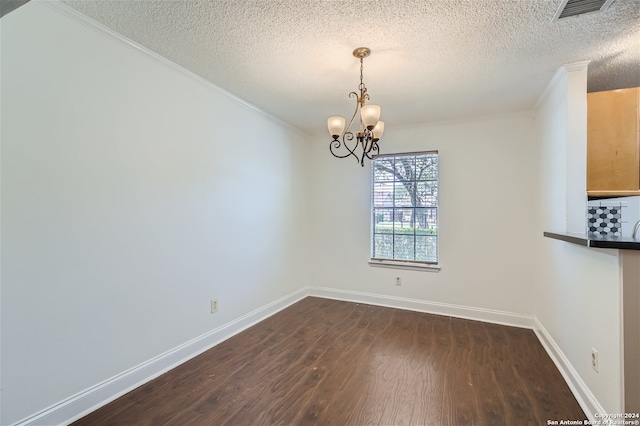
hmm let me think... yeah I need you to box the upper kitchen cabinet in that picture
[587,87,640,197]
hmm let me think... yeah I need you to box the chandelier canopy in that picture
[328,47,384,167]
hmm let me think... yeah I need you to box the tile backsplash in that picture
[588,205,622,236]
[587,196,640,237]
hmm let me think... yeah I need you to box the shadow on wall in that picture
[0,0,31,18]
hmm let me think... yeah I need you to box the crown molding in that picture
[563,61,591,73]
[534,61,591,112]
[35,0,309,139]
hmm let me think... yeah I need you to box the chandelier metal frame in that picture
[328,47,384,167]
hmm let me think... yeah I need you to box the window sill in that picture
[368,259,440,272]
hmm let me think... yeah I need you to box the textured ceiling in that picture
[60,0,640,135]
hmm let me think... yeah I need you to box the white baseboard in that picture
[307,286,535,329]
[309,287,604,419]
[533,317,604,421]
[15,287,602,425]
[15,288,308,426]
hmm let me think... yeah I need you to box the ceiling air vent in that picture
[552,0,615,21]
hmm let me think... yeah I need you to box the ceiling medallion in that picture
[327,47,384,167]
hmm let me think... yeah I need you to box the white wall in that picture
[0,2,309,424]
[309,112,537,316]
[565,64,589,234]
[1,2,630,423]
[622,251,640,412]
[534,64,623,414]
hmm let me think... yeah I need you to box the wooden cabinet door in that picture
[587,87,640,195]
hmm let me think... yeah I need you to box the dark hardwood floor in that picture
[74,297,585,425]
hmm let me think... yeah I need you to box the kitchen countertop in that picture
[543,231,640,250]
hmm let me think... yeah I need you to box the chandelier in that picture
[327,47,384,167]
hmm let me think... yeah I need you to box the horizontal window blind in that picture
[371,152,439,264]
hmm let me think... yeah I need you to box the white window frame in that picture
[369,151,440,271]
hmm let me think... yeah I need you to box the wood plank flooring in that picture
[73,297,586,425]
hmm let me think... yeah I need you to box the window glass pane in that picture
[373,209,393,234]
[373,183,393,207]
[373,158,395,182]
[414,208,428,235]
[393,182,413,207]
[393,208,415,234]
[393,235,415,260]
[414,208,438,235]
[373,234,393,258]
[417,181,438,207]
[415,155,438,181]
[394,156,415,179]
[415,236,438,262]
[424,208,438,230]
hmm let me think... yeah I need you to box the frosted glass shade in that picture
[361,105,381,130]
[328,116,345,137]
[372,121,385,140]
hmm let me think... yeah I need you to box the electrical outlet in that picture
[211,299,218,313]
[591,348,598,372]
[395,277,401,286]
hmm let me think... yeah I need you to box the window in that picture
[371,152,439,265]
